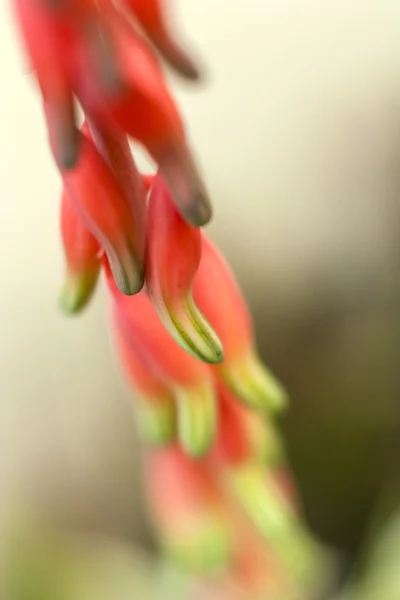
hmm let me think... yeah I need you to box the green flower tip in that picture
[176,382,217,458]
[58,271,99,314]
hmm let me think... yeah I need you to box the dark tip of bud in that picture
[181,190,213,227]
[157,43,203,82]
[156,144,213,227]
[56,127,80,170]
[109,252,145,297]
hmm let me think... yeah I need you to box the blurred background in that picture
[1,0,400,582]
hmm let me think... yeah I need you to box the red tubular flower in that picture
[87,117,147,271]
[48,121,145,296]
[73,3,123,99]
[112,310,176,446]
[194,234,288,413]
[59,186,101,313]
[146,172,223,364]
[73,6,211,226]
[104,260,218,458]
[144,445,231,573]
[120,0,201,80]
[14,0,78,168]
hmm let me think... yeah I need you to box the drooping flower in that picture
[59,186,101,313]
[49,119,145,295]
[14,0,79,168]
[146,172,223,364]
[86,116,148,273]
[120,0,202,80]
[195,233,288,412]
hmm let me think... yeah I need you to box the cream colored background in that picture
[1,1,400,536]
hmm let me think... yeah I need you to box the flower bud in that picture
[48,125,145,295]
[195,234,288,413]
[14,0,79,168]
[59,187,100,313]
[146,172,223,363]
[121,0,201,80]
[112,309,176,446]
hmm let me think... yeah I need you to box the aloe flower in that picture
[50,117,145,294]
[146,172,223,364]
[12,1,333,598]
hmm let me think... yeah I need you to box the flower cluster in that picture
[13,1,325,597]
